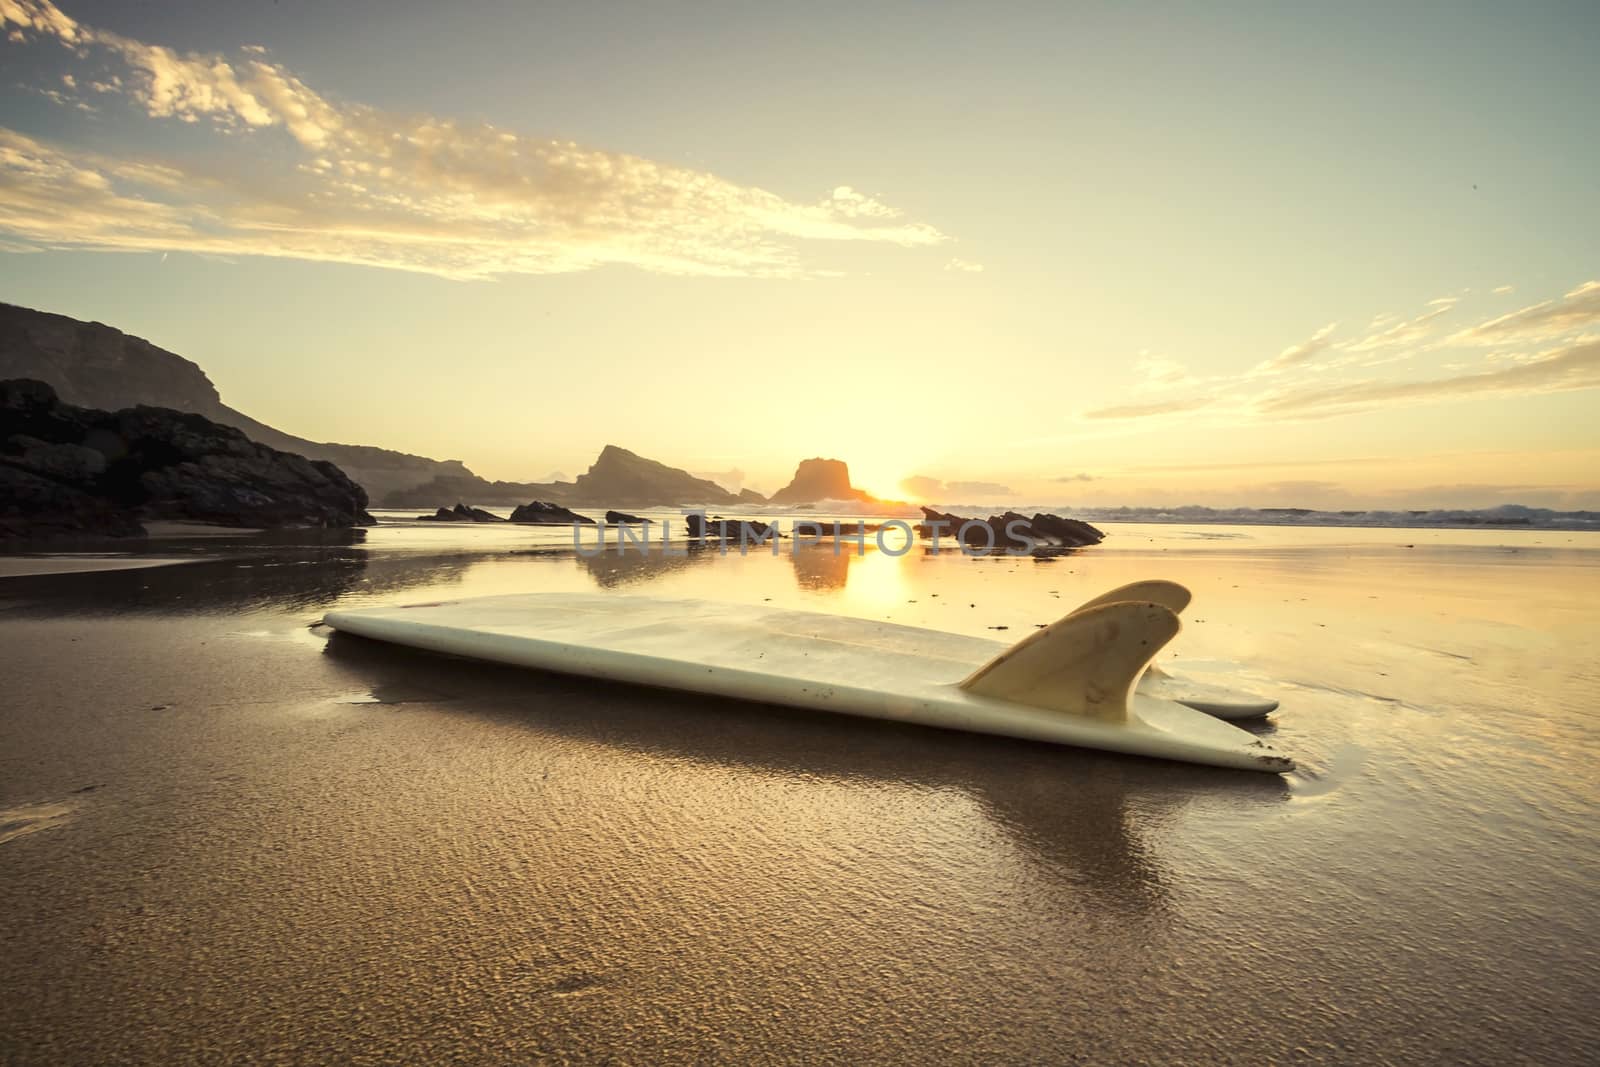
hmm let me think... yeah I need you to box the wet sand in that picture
[0,556,198,579]
[1,522,1597,1063]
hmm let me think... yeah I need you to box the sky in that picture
[1,0,1597,509]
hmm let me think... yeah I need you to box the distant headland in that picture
[0,302,904,512]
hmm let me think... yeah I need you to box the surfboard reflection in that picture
[321,628,1288,917]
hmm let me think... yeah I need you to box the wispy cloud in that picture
[1131,354,1198,390]
[0,0,949,279]
[1084,396,1211,420]
[1253,321,1338,375]
[943,257,984,273]
[1258,339,1600,418]
[1449,281,1600,344]
[1342,297,1457,354]
[1083,280,1600,424]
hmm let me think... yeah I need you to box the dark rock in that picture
[388,473,568,508]
[1,378,374,539]
[770,457,875,506]
[0,463,144,539]
[418,503,506,522]
[511,501,594,525]
[604,510,650,524]
[383,445,749,509]
[1,301,474,502]
[567,445,738,507]
[686,513,774,540]
[6,434,107,483]
[1027,512,1106,547]
[914,506,1104,551]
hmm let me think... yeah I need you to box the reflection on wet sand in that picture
[790,544,853,590]
[571,543,721,588]
[570,542,863,594]
[571,541,861,592]
[0,535,474,618]
[322,628,1288,914]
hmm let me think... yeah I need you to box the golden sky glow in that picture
[1,0,1596,508]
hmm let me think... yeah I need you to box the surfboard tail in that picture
[958,601,1181,722]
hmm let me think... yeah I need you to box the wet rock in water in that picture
[604,510,650,524]
[686,513,773,540]
[1,378,374,540]
[1027,512,1106,547]
[510,501,594,525]
[913,505,1104,551]
[419,503,506,523]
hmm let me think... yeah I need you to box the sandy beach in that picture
[1,519,1596,1063]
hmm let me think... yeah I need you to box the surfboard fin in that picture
[958,601,1180,722]
[1067,581,1190,682]
[1070,579,1191,617]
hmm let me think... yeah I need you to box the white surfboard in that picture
[322,592,1293,773]
[1070,580,1281,720]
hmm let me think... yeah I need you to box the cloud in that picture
[1257,339,1600,418]
[1254,321,1338,374]
[1083,396,1209,420]
[1450,281,1600,344]
[1081,280,1600,425]
[901,475,1013,499]
[943,257,984,272]
[1132,354,1196,389]
[1052,472,1094,482]
[1342,298,1457,354]
[0,0,949,280]
[946,480,1013,496]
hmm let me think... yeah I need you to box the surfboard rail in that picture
[322,592,1294,773]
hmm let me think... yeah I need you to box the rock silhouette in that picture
[2,378,374,539]
[915,507,1104,550]
[511,501,595,524]
[1,301,469,502]
[417,503,505,523]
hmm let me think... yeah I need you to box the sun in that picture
[847,459,912,502]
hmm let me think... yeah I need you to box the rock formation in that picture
[1,302,472,502]
[685,514,776,541]
[417,503,505,523]
[604,510,649,524]
[384,473,569,508]
[511,501,595,525]
[384,446,746,509]
[769,458,874,505]
[567,445,739,507]
[2,379,374,539]
[915,507,1104,550]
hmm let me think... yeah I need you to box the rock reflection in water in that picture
[0,530,476,618]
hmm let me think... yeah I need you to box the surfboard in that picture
[1068,580,1281,720]
[322,592,1294,773]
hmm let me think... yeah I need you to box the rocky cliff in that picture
[2,379,374,539]
[382,472,569,508]
[567,445,739,506]
[0,302,470,502]
[769,457,875,505]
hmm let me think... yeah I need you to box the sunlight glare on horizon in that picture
[0,0,1595,509]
